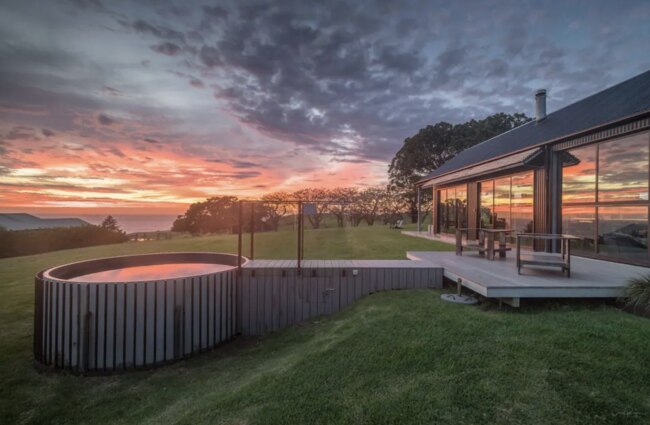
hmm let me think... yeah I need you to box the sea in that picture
[39,214,178,234]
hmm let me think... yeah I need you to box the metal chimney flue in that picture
[535,89,547,122]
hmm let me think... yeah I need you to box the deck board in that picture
[407,251,648,298]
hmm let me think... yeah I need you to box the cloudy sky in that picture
[0,0,648,214]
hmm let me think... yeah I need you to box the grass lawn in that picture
[2,226,650,424]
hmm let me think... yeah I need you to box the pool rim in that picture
[41,251,248,284]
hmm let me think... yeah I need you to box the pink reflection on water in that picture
[70,263,233,282]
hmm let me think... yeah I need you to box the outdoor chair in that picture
[389,219,404,229]
[456,228,513,260]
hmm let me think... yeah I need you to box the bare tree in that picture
[260,191,292,231]
[293,188,330,229]
[381,188,410,224]
[328,187,357,227]
[359,187,386,226]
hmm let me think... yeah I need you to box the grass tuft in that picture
[620,274,650,314]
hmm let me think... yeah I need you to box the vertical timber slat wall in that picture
[35,262,442,373]
[467,182,479,239]
[34,269,238,374]
[239,265,443,337]
[431,188,439,234]
[533,166,550,251]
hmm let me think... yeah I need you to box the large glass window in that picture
[598,134,649,202]
[598,206,648,259]
[494,177,511,229]
[479,172,533,232]
[561,131,650,263]
[511,172,534,234]
[562,144,596,204]
[456,185,468,229]
[437,184,468,233]
[446,187,457,232]
[562,206,596,253]
[438,189,448,230]
[480,180,494,228]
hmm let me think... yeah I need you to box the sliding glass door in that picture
[437,184,468,234]
[479,171,533,232]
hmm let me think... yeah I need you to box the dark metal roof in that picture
[420,70,650,183]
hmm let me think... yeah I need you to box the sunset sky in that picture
[1,0,649,215]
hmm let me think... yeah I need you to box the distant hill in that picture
[0,213,90,231]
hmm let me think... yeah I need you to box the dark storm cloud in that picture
[108,146,125,157]
[189,78,204,88]
[227,171,261,179]
[150,42,181,56]
[67,0,104,10]
[1,0,649,170]
[3,126,36,141]
[103,86,121,96]
[199,45,221,67]
[130,19,185,44]
[205,158,264,169]
[41,128,55,137]
[97,113,115,126]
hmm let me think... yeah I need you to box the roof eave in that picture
[416,108,650,187]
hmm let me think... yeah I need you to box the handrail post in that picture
[250,201,255,260]
[297,201,302,274]
[237,200,242,272]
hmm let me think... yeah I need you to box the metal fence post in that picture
[297,201,302,274]
[237,201,242,272]
[250,202,255,260]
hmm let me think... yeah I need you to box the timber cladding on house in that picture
[419,70,650,266]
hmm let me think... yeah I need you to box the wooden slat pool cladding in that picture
[34,268,239,374]
[239,260,443,336]
[34,257,442,374]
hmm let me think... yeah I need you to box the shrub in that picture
[620,275,650,314]
[0,225,128,258]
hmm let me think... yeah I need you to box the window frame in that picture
[560,131,650,262]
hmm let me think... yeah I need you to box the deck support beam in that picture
[498,297,520,308]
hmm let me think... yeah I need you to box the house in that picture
[417,70,650,266]
[0,213,90,231]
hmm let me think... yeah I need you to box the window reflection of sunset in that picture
[562,144,596,203]
[561,132,649,259]
[598,134,649,202]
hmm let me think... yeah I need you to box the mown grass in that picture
[2,226,650,424]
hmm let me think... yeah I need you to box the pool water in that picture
[69,263,234,282]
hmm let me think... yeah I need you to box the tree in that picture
[293,188,331,229]
[260,191,292,231]
[388,112,531,222]
[101,215,123,233]
[359,187,386,226]
[328,187,358,227]
[380,187,409,224]
[172,196,239,234]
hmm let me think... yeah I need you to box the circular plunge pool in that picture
[34,252,246,374]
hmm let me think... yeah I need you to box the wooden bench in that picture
[516,234,581,277]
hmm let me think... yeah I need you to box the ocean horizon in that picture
[39,214,178,234]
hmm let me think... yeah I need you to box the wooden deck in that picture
[407,251,649,301]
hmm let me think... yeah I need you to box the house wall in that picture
[425,115,650,264]
[467,182,479,239]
